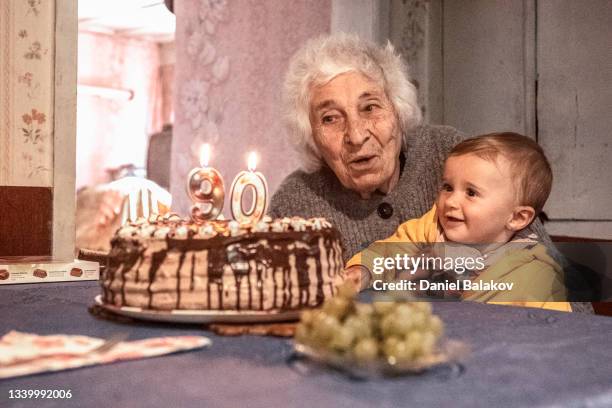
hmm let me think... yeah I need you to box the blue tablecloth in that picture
[1,282,612,408]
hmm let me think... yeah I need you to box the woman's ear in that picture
[507,206,536,231]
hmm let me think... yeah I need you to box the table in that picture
[1,282,612,408]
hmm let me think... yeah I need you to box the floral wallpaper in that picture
[179,0,230,150]
[0,0,54,187]
[390,0,429,121]
[171,0,331,215]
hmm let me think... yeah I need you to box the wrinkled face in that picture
[436,154,519,244]
[309,72,402,198]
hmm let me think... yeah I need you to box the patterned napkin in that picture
[0,331,211,379]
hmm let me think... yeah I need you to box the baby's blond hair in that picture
[449,133,553,214]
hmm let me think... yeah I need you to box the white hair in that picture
[282,33,422,172]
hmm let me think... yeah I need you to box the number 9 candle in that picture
[186,144,225,222]
[230,152,268,223]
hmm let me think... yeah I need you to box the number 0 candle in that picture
[230,152,268,223]
[186,144,225,222]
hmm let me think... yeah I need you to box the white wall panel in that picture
[442,0,536,137]
[537,0,612,220]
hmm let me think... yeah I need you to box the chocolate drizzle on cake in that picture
[190,252,196,291]
[147,250,167,309]
[106,238,141,305]
[314,242,324,305]
[294,242,311,306]
[176,250,187,309]
[206,246,225,310]
[101,216,345,311]
[134,253,145,283]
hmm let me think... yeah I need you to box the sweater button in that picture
[377,202,393,219]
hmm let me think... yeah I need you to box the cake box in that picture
[0,258,99,285]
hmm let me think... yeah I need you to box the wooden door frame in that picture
[52,0,77,260]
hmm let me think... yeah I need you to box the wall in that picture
[537,0,612,238]
[440,0,536,137]
[170,0,331,216]
[159,41,175,126]
[332,0,389,43]
[387,0,612,239]
[0,0,55,187]
[388,0,440,123]
[0,0,76,258]
[0,0,55,256]
[76,32,163,189]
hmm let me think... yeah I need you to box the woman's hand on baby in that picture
[96,189,123,226]
[344,265,370,290]
[397,267,431,281]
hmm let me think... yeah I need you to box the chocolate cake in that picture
[101,215,346,311]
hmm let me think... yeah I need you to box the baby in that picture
[345,132,570,311]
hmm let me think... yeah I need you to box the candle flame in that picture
[200,144,210,167]
[247,152,258,172]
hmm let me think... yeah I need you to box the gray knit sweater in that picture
[270,124,553,261]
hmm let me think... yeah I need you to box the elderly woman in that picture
[269,33,552,264]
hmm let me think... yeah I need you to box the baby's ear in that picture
[507,206,536,231]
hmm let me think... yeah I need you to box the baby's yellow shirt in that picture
[346,205,572,313]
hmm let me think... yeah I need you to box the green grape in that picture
[383,336,401,357]
[337,282,357,299]
[300,297,446,365]
[323,297,351,319]
[387,340,415,363]
[354,303,374,317]
[412,301,432,315]
[300,309,315,326]
[393,303,417,325]
[405,330,423,347]
[428,315,444,337]
[373,301,396,315]
[344,315,372,339]
[380,312,415,337]
[329,325,355,351]
[311,310,326,324]
[380,313,395,338]
[393,314,416,336]
[411,310,427,329]
[311,312,340,343]
[404,330,437,359]
[295,324,311,344]
[353,338,379,362]
[421,331,437,355]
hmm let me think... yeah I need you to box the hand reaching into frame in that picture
[75,178,172,252]
[101,177,172,224]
